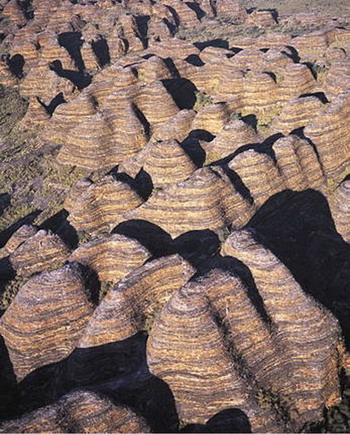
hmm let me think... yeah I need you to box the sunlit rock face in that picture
[1,0,350,432]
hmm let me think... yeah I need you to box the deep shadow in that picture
[49,60,91,89]
[39,209,78,250]
[194,39,229,51]
[241,114,258,130]
[0,335,18,422]
[16,332,180,432]
[185,2,205,20]
[247,189,350,347]
[135,15,150,49]
[110,168,153,201]
[38,92,66,116]
[7,54,25,78]
[174,229,220,268]
[91,37,111,68]
[17,332,148,416]
[132,103,151,137]
[185,54,205,66]
[0,193,10,217]
[165,5,180,27]
[0,257,16,282]
[16,0,34,20]
[0,209,41,248]
[181,408,252,432]
[300,91,329,104]
[181,129,213,167]
[284,45,300,63]
[58,32,85,72]
[112,220,174,258]
[162,78,198,110]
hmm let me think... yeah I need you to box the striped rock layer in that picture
[0,391,150,433]
[0,264,93,380]
[64,176,143,235]
[69,234,151,283]
[147,233,344,431]
[9,230,70,278]
[79,254,195,348]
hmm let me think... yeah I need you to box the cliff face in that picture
[0,0,350,432]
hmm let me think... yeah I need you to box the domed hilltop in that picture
[0,0,350,432]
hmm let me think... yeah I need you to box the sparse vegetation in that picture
[194,90,214,111]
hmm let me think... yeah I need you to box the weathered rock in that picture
[222,230,344,429]
[10,230,69,277]
[143,140,197,188]
[304,90,350,179]
[65,176,143,235]
[0,264,93,380]
[0,390,150,432]
[79,254,195,347]
[69,234,151,283]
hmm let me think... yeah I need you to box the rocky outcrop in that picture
[0,264,93,380]
[221,230,344,428]
[143,140,197,188]
[79,254,195,347]
[0,390,150,432]
[278,64,316,102]
[69,234,151,283]
[64,176,143,235]
[56,112,116,170]
[304,90,350,180]
[125,167,237,237]
[151,109,196,142]
[271,96,325,135]
[147,269,283,432]
[9,229,70,277]
[192,102,230,134]
[205,119,260,163]
[0,225,37,259]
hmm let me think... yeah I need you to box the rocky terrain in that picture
[0,0,350,432]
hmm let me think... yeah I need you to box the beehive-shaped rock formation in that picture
[192,102,230,134]
[9,229,70,277]
[330,178,350,243]
[56,112,119,171]
[136,80,179,131]
[205,119,260,163]
[43,90,97,146]
[272,135,326,192]
[88,66,137,108]
[247,9,277,27]
[19,97,51,127]
[215,0,247,21]
[271,95,325,135]
[242,72,279,116]
[228,150,286,208]
[64,176,143,235]
[278,64,316,102]
[143,140,197,188]
[222,230,344,428]
[0,390,150,432]
[20,61,75,104]
[125,167,236,237]
[147,270,283,432]
[304,90,350,179]
[0,225,37,259]
[152,109,196,142]
[79,254,195,347]
[69,234,151,283]
[0,264,93,380]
